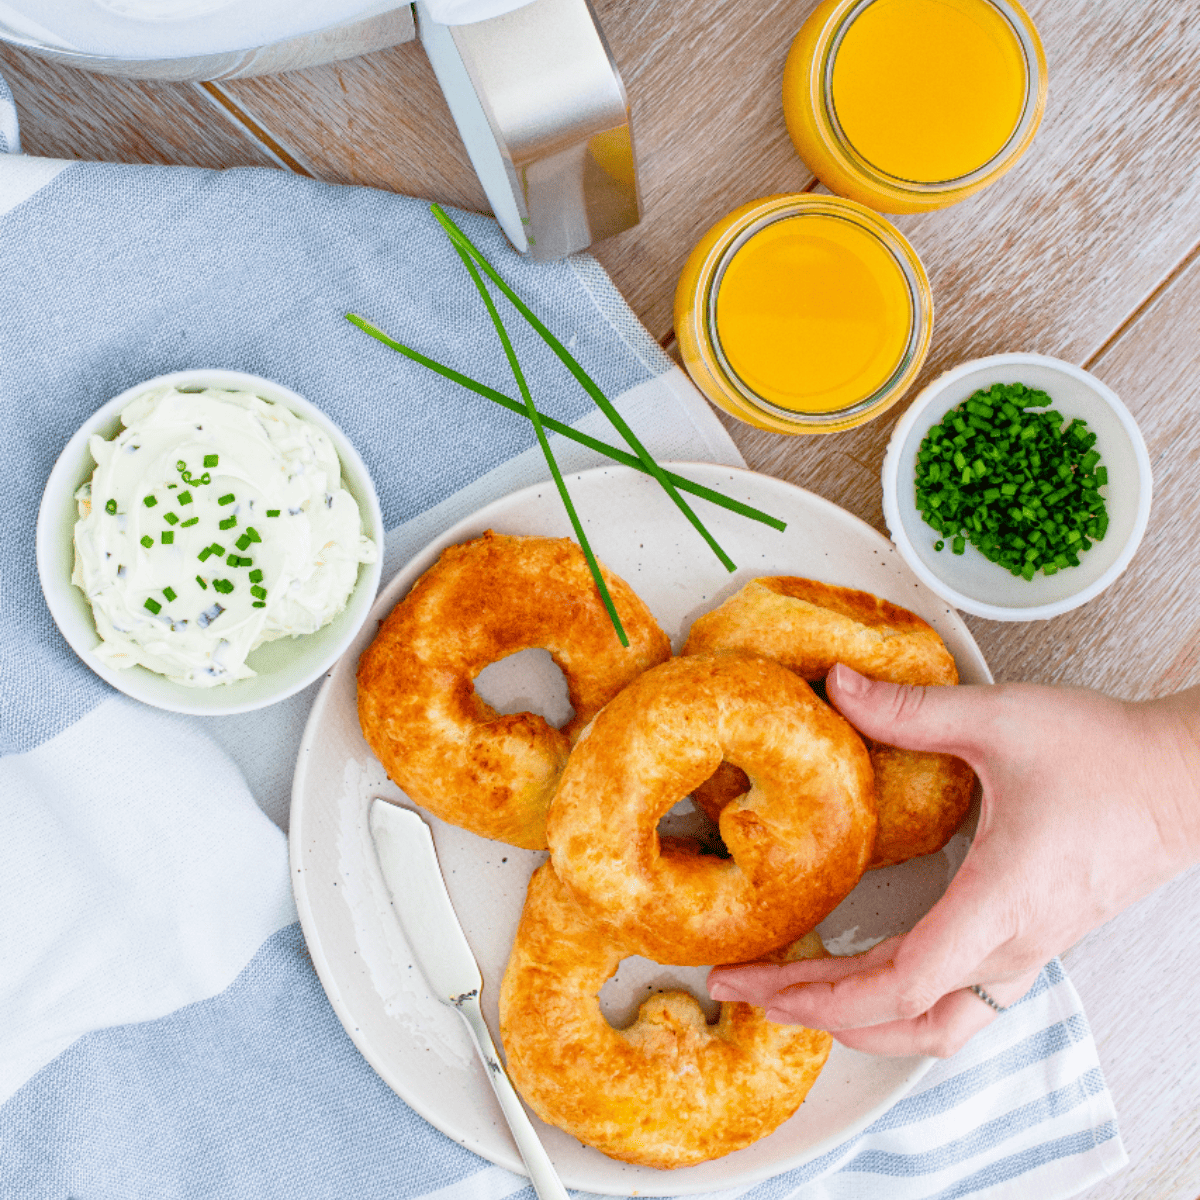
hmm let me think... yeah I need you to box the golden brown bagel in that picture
[545,653,876,965]
[682,577,975,869]
[500,862,832,1169]
[356,531,671,849]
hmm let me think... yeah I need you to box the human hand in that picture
[708,664,1200,1057]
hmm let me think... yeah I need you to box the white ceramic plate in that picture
[289,462,992,1196]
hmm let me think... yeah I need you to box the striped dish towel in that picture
[0,77,1125,1200]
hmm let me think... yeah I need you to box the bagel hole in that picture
[599,957,721,1028]
[657,797,729,859]
[473,648,575,729]
[809,676,829,703]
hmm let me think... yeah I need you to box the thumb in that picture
[825,662,995,760]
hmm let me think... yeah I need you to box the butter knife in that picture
[369,800,569,1200]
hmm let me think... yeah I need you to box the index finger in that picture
[764,870,1004,1030]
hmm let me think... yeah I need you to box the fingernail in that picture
[708,982,745,1002]
[832,662,867,696]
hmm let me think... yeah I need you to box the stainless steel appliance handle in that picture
[418,0,640,260]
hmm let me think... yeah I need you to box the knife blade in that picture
[369,799,568,1200]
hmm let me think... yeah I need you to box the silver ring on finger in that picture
[967,983,1007,1013]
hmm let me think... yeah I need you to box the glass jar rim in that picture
[818,0,1045,196]
[697,196,932,429]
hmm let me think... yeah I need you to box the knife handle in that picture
[455,996,570,1200]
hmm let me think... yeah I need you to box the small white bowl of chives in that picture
[37,369,384,715]
[882,353,1152,621]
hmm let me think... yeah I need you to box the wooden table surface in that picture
[3,2,1197,1196]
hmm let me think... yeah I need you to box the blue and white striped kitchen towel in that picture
[0,79,1126,1200]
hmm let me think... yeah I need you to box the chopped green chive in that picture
[249,569,263,583]
[179,491,192,506]
[209,543,225,556]
[144,597,161,614]
[161,531,174,544]
[252,601,266,608]
[245,527,261,543]
[212,579,234,594]
[219,515,237,530]
[198,547,213,562]
[164,512,179,525]
[266,509,281,518]
[204,454,219,468]
[250,584,267,599]
[915,383,1108,580]
[105,498,117,515]
[218,493,235,506]
[235,534,251,551]
[163,587,177,602]
[196,575,208,589]
[143,495,157,508]
[140,535,153,549]
[180,517,199,527]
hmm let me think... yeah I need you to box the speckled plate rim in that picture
[289,462,993,1195]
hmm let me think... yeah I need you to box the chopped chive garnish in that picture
[212,579,234,594]
[140,535,153,549]
[249,569,263,583]
[164,512,179,525]
[252,601,266,608]
[180,517,198,527]
[915,384,1108,580]
[176,460,186,471]
[218,493,235,506]
[163,587,177,602]
[219,515,237,530]
[198,547,212,562]
[266,509,281,518]
[179,491,192,506]
[235,534,251,551]
[245,527,261,543]
[161,531,174,544]
[196,575,208,589]
[345,315,786,533]
[210,543,225,555]
[143,495,157,508]
[204,454,219,468]
[143,597,161,614]
[105,498,117,515]
[251,584,267,599]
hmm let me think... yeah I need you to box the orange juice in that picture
[831,0,1026,182]
[715,213,913,413]
[783,0,1046,212]
[674,195,932,435]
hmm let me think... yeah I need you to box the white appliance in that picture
[0,0,640,259]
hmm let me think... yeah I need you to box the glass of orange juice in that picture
[674,194,932,434]
[783,0,1047,213]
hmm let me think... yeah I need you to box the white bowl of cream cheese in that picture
[38,369,384,714]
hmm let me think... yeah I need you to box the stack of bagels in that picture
[357,530,975,1170]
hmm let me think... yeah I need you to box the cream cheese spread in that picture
[72,385,377,686]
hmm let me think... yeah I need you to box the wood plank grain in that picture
[956,245,1200,696]
[0,43,280,169]
[1064,863,1200,1200]
[215,40,489,212]
[725,0,1200,538]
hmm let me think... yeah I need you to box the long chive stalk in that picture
[446,239,630,646]
[345,313,786,533]
[429,204,737,574]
